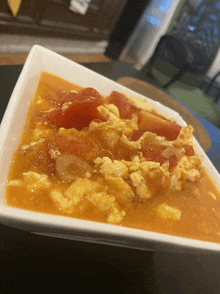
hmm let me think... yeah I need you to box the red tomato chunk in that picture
[106,91,138,119]
[138,111,181,141]
[183,144,195,156]
[61,87,103,104]
[142,145,178,169]
[44,88,106,129]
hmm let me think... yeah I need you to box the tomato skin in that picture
[61,87,102,104]
[168,155,178,169]
[142,145,178,169]
[47,134,82,156]
[77,87,102,101]
[42,88,105,129]
[45,98,106,129]
[26,143,55,176]
[106,91,138,119]
[130,130,145,141]
[142,146,166,165]
[44,107,63,128]
[46,133,102,163]
[138,111,181,141]
[61,92,77,104]
[47,104,105,129]
[183,144,195,156]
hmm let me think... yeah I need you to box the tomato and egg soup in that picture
[5,72,220,243]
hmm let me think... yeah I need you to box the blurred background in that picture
[1,0,220,125]
[2,2,220,294]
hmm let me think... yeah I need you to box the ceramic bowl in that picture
[1,45,220,254]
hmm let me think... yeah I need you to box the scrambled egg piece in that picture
[48,178,126,223]
[137,132,158,147]
[139,161,161,176]
[130,172,152,200]
[7,179,23,187]
[102,103,120,117]
[50,189,74,214]
[7,172,52,191]
[64,178,107,205]
[129,172,144,186]
[49,178,107,213]
[156,203,181,221]
[88,192,115,211]
[174,126,194,147]
[94,157,128,178]
[31,123,54,140]
[120,134,141,151]
[125,161,140,173]
[20,138,45,153]
[87,190,126,224]
[136,181,153,200]
[97,105,121,122]
[49,145,61,160]
[89,118,125,133]
[122,115,138,137]
[104,174,134,206]
[176,156,201,182]
[127,95,160,114]
[127,162,169,200]
[107,206,126,224]
[58,127,80,139]
[23,171,52,190]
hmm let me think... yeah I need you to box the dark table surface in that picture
[1,61,220,294]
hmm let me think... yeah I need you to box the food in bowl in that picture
[5,72,220,243]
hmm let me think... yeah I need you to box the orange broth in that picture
[5,72,220,244]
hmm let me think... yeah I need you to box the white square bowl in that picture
[1,45,220,254]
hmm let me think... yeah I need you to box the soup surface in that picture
[5,72,220,243]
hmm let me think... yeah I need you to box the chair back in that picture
[169,0,220,73]
[154,35,187,69]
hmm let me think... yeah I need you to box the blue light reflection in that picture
[147,14,162,27]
